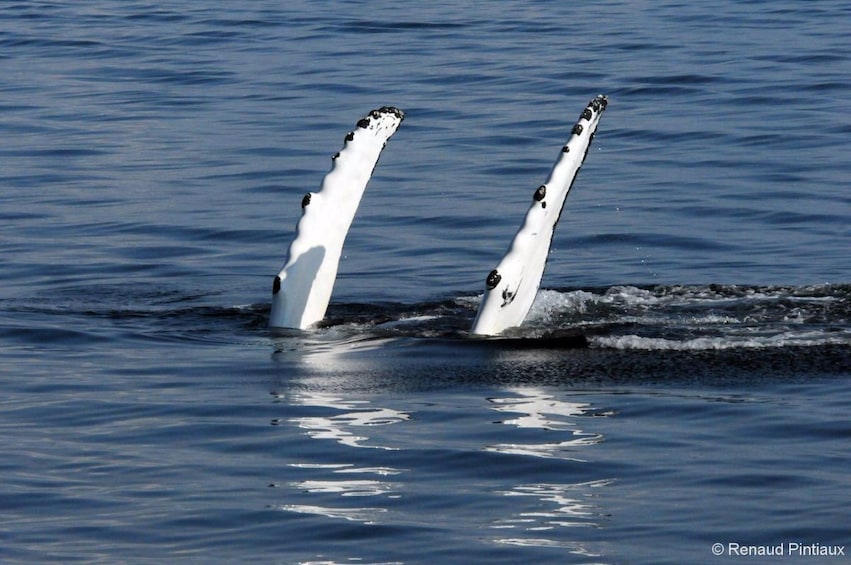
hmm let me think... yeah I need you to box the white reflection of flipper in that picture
[286,391,409,450]
[472,95,608,336]
[270,107,404,329]
[486,388,602,460]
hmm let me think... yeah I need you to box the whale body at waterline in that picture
[270,96,608,336]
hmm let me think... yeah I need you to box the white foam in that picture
[592,331,849,351]
[519,284,849,349]
[525,289,595,324]
[375,315,439,329]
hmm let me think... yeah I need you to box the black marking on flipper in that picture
[581,108,593,120]
[486,269,501,290]
[345,131,355,142]
[301,193,311,208]
[562,145,570,153]
[272,276,281,295]
[356,118,371,129]
[533,185,547,208]
[590,95,607,112]
[331,152,340,161]
[572,124,583,136]
[501,288,515,307]
[378,106,405,120]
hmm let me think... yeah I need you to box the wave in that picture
[527,284,850,350]
[299,283,851,352]
[13,283,849,353]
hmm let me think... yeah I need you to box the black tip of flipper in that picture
[374,106,405,121]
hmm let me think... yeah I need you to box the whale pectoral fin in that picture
[270,107,404,330]
[471,95,608,336]
[270,245,326,329]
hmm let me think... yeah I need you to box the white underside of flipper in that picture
[471,95,608,336]
[270,107,404,329]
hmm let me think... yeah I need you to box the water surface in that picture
[1,1,849,563]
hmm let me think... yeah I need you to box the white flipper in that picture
[471,95,608,336]
[270,107,404,329]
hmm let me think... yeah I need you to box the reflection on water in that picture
[494,480,612,529]
[486,389,610,557]
[289,464,402,498]
[277,462,403,525]
[271,392,408,528]
[288,462,403,477]
[275,391,410,450]
[278,502,388,525]
[271,385,612,561]
[486,388,604,460]
[281,467,400,525]
[295,479,396,496]
[280,463,402,524]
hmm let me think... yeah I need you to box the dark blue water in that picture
[2,2,849,563]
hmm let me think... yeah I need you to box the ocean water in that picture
[1,1,849,563]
